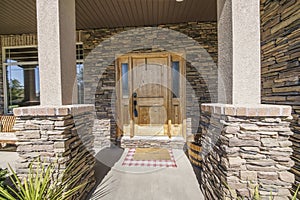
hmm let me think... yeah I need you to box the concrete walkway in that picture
[90,148,204,200]
[0,148,204,200]
[0,151,18,170]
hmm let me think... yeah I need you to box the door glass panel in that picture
[121,63,129,98]
[172,61,180,98]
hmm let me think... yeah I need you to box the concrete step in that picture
[120,136,185,149]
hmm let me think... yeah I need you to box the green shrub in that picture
[225,182,300,200]
[292,184,300,200]
[0,168,8,187]
[0,157,87,200]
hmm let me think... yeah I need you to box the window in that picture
[3,46,39,113]
[172,61,180,98]
[121,63,129,98]
[3,43,84,113]
[76,43,84,104]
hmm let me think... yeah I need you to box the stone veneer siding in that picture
[200,104,294,200]
[260,0,300,194]
[121,136,185,149]
[93,119,111,148]
[80,22,218,144]
[0,22,217,146]
[13,105,96,200]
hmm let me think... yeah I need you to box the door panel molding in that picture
[116,52,186,138]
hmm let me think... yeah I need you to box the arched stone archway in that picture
[83,27,219,146]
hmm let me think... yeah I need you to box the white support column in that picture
[37,0,76,106]
[217,0,261,105]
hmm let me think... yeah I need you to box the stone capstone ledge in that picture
[13,104,95,117]
[201,103,292,117]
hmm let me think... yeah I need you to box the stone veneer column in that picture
[37,0,77,105]
[200,104,294,199]
[201,0,295,199]
[13,105,96,199]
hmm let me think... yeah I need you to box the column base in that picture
[200,103,294,199]
[13,105,96,199]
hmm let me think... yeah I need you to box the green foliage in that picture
[0,157,87,200]
[292,184,300,200]
[8,79,24,104]
[225,182,300,200]
[252,185,261,200]
[0,169,8,187]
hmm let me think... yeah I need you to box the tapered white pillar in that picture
[37,0,76,105]
[217,0,261,105]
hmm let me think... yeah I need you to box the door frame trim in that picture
[116,52,186,139]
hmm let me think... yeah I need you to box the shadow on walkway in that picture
[183,143,202,190]
[86,145,124,200]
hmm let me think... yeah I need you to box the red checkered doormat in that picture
[122,148,177,168]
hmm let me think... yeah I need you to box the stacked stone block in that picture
[81,22,218,144]
[0,22,217,146]
[200,104,294,200]
[13,105,96,200]
[260,0,300,194]
[121,136,185,149]
[93,119,111,148]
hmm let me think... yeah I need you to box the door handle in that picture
[134,108,138,117]
[133,92,138,117]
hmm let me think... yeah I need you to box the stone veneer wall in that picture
[260,0,300,194]
[200,104,294,200]
[93,119,111,148]
[121,136,185,149]
[80,22,217,144]
[13,105,96,200]
[0,22,217,146]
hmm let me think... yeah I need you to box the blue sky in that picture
[7,64,40,93]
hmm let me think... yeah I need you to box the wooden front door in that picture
[116,53,186,138]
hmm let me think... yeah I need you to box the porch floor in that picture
[90,148,204,200]
[0,148,204,200]
[0,150,17,170]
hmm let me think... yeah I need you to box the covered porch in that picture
[0,0,297,199]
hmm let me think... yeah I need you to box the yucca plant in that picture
[292,184,300,200]
[225,181,300,200]
[0,155,88,200]
[0,168,8,188]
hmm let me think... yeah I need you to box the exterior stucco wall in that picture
[260,0,300,194]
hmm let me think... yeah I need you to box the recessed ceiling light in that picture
[176,0,184,2]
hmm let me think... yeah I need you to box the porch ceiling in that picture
[0,0,216,35]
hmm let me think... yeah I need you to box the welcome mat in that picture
[134,148,171,160]
[122,148,177,168]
